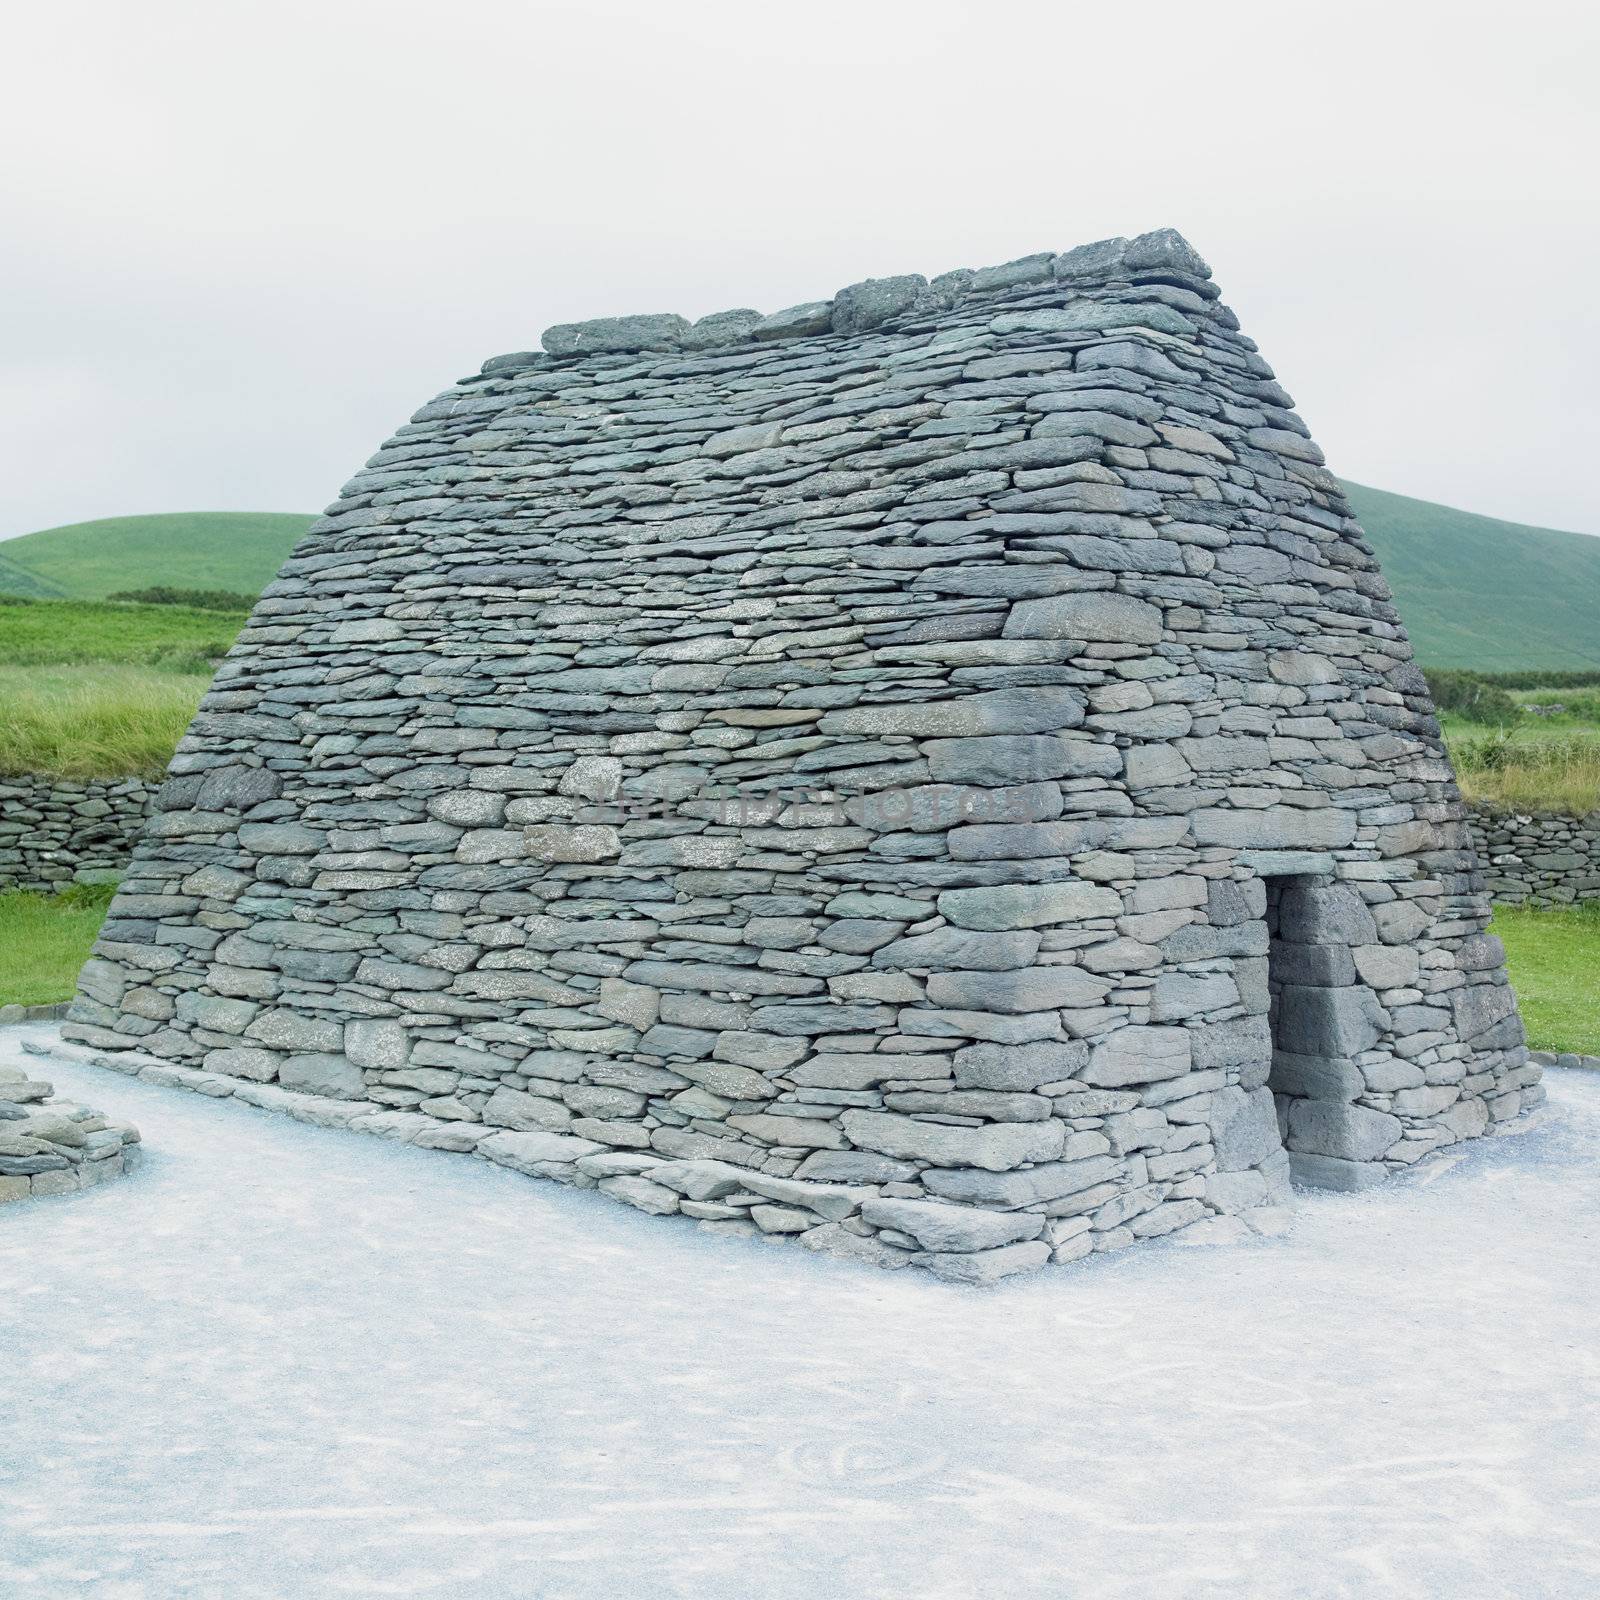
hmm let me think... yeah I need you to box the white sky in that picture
[2,0,1596,540]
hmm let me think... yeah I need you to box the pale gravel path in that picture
[2,1023,1596,1600]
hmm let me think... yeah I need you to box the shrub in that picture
[1450,732,1600,815]
[1475,670,1600,691]
[106,585,258,612]
[1424,669,1521,725]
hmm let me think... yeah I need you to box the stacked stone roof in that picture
[64,228,1538,1281]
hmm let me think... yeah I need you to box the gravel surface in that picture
[3,1023,1595,1599]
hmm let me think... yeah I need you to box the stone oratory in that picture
[65,229,1541,1281]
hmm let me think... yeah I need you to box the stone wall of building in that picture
[0,774,157,893]
[63,228,1540,1282]
[1467,805,1600,906]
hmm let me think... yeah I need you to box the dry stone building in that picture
[63,229,1541,1281]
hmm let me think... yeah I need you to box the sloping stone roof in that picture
[64,227,1538,1281]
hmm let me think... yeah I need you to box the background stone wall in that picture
[0,774,157,893]
[1467,805,1600,906]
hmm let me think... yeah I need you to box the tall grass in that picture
[0,665,209,778]
[1449,730,1600,815]
[0,597,235,777]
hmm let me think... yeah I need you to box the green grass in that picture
[1347,481,1600,673]
[1492,903,1600,1057]
[0,597,247,669]
[0,511,313,601]
[1510,686,1600,726]
[0,665,210,778]
[0,598,238,778]
[0,883,117,1008]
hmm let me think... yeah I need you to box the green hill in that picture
[1346,483,1600,672]
[0,512,314,601]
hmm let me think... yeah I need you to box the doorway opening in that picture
[1263,875,1389,1189]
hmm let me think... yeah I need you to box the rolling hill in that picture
[0,491,1595,672]
[0,512,313,601]
[1345,483,1600,673]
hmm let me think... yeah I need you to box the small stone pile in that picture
[0,1054,140,1203]
[0,774,157,892]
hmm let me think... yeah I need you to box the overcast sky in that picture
[3,0,1597,542]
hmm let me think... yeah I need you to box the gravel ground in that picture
[2,1023,1596,1600]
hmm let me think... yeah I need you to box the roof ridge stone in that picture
[484,227,1213,374]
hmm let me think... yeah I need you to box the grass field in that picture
[0,598,235,777]
[1491,904,1600,1057]
[0,512,312,601]
[0,597,247,669]
[0,884,116,1008]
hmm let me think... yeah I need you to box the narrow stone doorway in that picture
[1263,876,1393,1190]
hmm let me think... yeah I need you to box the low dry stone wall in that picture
[1468,806,1600,907]
[0,1048,141,1203]
[0,774,157,892]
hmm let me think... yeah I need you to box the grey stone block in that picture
[938,882,1119,931]
[1288,1152,1390,1192]
[820,689,1086,739]
[280,1053,366,1100]
[839,1110,1065,1172]
[860,1196,1043,1252]
[1275,985,1388,1057]
[542,313,688,356]
[1286,1100,1403,1162]
[1210,1086,1281,1171]
[1003,592,1163,644]
[830,274,929,333]
[1083,1026,1191,1088]
[923,1241,1052,1284]
[1277,882,1378,946]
